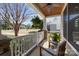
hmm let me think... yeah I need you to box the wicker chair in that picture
[57,40,66,56]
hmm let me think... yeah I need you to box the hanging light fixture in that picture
[47,3,52,6]
[47,3,52,14]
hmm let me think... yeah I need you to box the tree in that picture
[0,3,30,36]
[31,16,43,30]
[1,21,10,30]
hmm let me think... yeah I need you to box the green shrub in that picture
[50,32,61,43]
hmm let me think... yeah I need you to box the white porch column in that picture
[28,4,47,39]
[60,3,68,39]
[43,18,48,40]
[60,14,64,38]
[43,18,47,30]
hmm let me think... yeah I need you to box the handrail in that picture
[22,44,37,56]
[39,46,55,56]
[24,39,44,56]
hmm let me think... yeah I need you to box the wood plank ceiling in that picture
[34,3,65,16]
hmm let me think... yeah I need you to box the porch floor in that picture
[0,40,77,56]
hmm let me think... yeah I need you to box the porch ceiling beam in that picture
[27,3,45,18]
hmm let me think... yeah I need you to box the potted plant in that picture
[50,32,61,45]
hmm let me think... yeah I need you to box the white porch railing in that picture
[10,31,44,56]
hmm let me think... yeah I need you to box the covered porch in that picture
[24,3,78,56]
[0,3,78,56]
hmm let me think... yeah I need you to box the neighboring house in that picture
[47,24,60,32]
[46,16,61,32]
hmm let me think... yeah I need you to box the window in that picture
[75,18,79,28]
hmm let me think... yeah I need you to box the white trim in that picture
[46,15,61,18]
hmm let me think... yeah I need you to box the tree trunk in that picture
[14,25,19,36]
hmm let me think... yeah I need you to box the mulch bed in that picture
[0,39,11,55]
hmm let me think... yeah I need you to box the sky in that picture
[22,7,37,25]
[23,4,44,25]
[20,4,38,25]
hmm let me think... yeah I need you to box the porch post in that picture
[60,14,64,38]
[60,3,68,39]
[43,18,47,40]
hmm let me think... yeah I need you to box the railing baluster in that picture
[20,39,22,55]
[10,41,13,56]
[15,40,17,56]
[18,39,20,56]
[40,46,42,56]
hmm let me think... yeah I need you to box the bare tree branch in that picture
[0,3,33,36]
